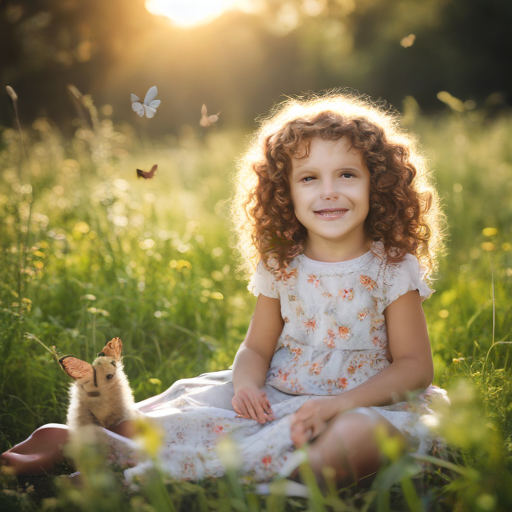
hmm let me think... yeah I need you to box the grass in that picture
[0,98,511,510]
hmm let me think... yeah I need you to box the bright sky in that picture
[145,0,252,28]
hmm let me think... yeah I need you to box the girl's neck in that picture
[303,235,374,263]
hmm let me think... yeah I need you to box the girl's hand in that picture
[290,397,338,448]
[232,385,275,424]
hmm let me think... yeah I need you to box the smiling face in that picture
[289,137,372,261]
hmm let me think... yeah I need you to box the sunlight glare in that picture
[145,0,234,27]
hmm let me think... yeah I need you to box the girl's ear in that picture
[59,356,93,380]
[100,337,123,361]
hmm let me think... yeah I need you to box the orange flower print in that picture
[307,274,320,287]
[262,456,272,467]
[360,275,377,291]
[338,325,351,339]
[308,362,322,375]
[296,305,304,316]
[213,425,224,434]
[279,268,298,283]
[277,369,290,381]
[347,365,356,375]
[339,288,354,300]
[338,377,348,389]
[283,316,290,323]
[357,309,369,321]
[303,318,317,331]
[322,291,333,298]
[373,336,386,348]
[288,295,297,302]
[323,329,336,348]
[290,347,303,360]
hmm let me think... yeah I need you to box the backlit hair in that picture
[232,92,445,279]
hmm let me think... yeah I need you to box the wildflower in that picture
[133,417,164,459]
[482,227,498,237]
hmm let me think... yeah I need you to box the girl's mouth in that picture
[314,208,348,219]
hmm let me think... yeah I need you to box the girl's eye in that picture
[341,172,354,179]
[302,176,315,183]
[106,374,114,380]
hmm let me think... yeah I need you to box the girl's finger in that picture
[243,398,262,423]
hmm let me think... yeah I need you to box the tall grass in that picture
[0,101,511,510]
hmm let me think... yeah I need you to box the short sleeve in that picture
[248,261,280,299]
[379,254,434,313]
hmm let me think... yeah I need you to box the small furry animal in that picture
[59,337,137,430]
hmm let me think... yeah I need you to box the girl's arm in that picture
[232,294,283,422]
[290,290,434,445]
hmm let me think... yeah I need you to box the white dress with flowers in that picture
[110,241,447,484]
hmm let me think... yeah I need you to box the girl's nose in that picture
[321,181,339,201]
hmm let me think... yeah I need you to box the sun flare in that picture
[145,0,233,27]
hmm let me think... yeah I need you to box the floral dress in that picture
[106,241,447,484]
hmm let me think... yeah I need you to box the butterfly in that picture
[131,86,160,118]
[200,104,219,127]
[136,164,158,179]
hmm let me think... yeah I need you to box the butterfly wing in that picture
[130,93,140,102]
[201,104,208,117]
[144,105,157,118]
[132,102,144,116]
[208,114,219,123]
[200,117,210,127]
[148,100,161,109]
[143,86,158,105]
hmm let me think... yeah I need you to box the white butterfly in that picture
[131,86,161,118]
[200,104,220,127]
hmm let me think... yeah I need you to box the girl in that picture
[1,92,447,487]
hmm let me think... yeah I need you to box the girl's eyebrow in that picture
[293,165,362,174]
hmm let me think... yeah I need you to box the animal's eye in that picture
[106,374,114,380]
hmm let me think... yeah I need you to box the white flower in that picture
[131,86,161,118]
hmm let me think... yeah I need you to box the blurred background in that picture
[1,0,511,134]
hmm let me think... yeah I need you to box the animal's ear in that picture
[100,337,123,361]
[59,356,93,380]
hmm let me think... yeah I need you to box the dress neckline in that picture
[298,241,381,273]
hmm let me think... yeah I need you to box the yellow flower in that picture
[502,243,512,252]
[481,242,496,252]
[210,292,224,300]
[133,417,164,459]
[482,227,498,237]
[439,310,449,318]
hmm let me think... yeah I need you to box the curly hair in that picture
[232,92,445,280]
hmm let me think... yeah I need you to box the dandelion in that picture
[217,436,242,470]
[482,227,498,237]
[133,417,164,459]
[481,242,495,252]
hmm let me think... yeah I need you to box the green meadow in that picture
[1,102,512,511]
